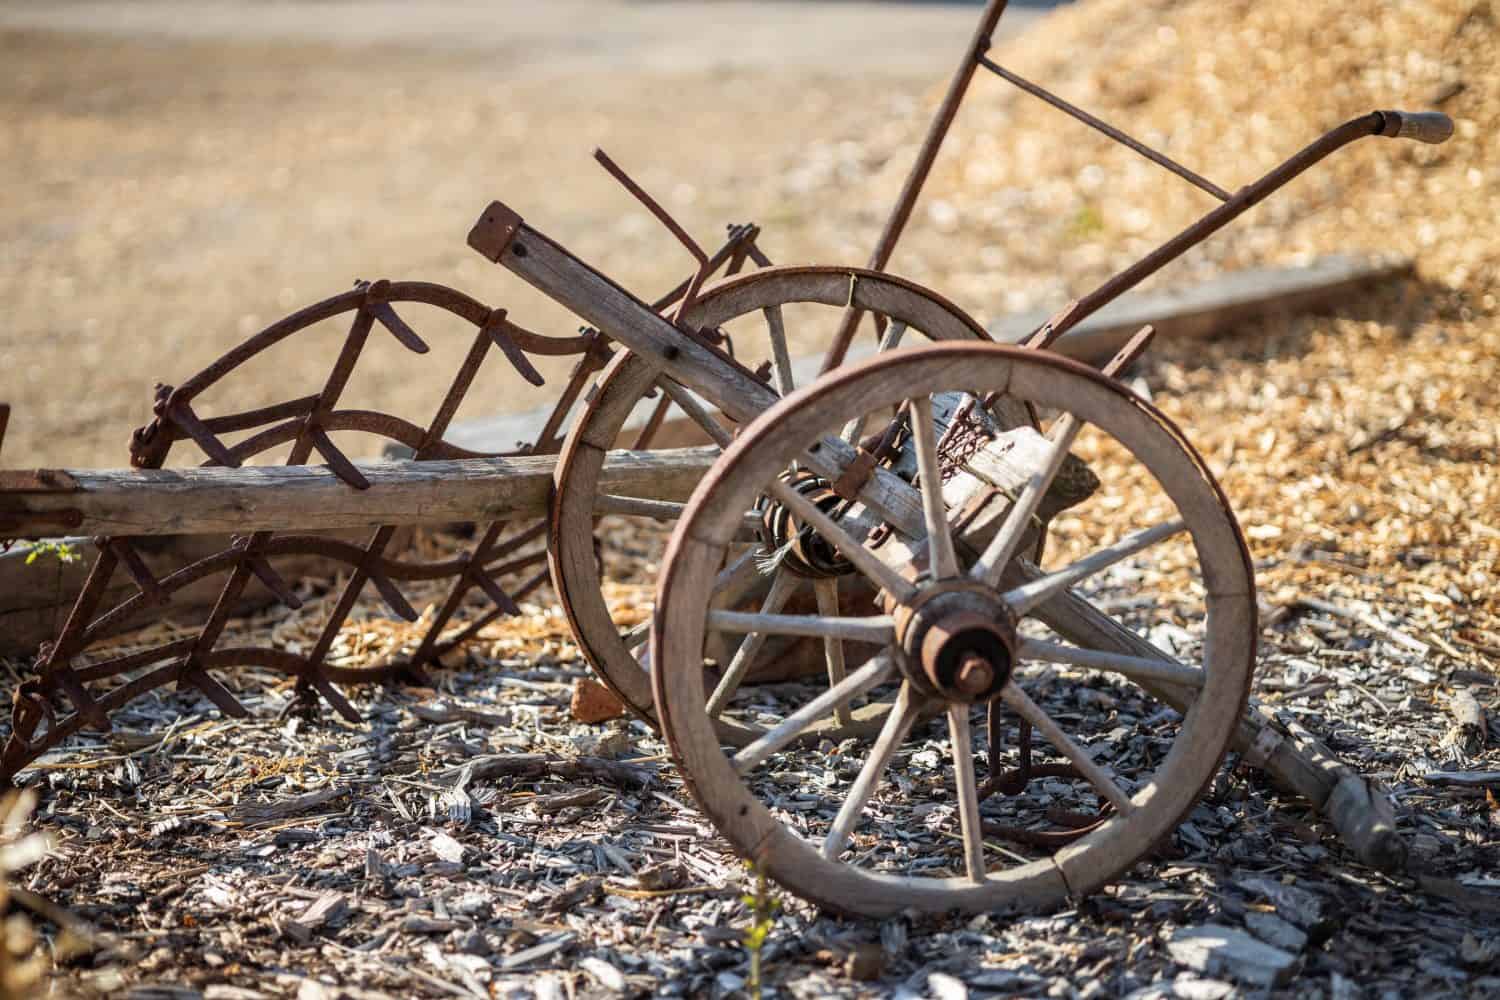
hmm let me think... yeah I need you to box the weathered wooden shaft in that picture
[0,447,717,540]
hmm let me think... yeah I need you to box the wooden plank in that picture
[994,253,1412,361]
[0,447,717,541]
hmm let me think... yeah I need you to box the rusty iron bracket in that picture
[467,201,525,262]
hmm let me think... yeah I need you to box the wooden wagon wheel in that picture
[550,266,1026,743]
[651,343,1255,916]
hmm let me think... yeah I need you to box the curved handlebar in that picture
[1377,110,1455,145]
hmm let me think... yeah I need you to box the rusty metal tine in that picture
[593,148,708,265]
[591,148,720,325]
[361,279,430,354]
[743,241,773,269]
[481,310,546,388]
[108,539,171,606]
[650,223,759,311]
[168,399,241,468]
[823,0,1014,373]
[405,521,507,669]
[533,332,611,454]
[976,55,1231,202]
[370,568,420,622]
[630,394,673,451]
[182,665,250,719]
[370,301,431,354]
[1101,325,1158,378]
[310,674,361,723]
[246,555,304,611]
[201,395,320,435]
[419,330,496,458]
[470,569,522,617]
[307,425,372,490]
[439,566,549,651]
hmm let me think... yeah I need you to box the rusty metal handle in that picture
[1377,110,1455,145]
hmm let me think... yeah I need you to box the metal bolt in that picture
[955,654,994,697]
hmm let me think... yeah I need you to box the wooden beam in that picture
[994,253,1412,361]
[0,447,716,541]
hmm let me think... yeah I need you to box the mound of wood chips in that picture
[859,0,1499,656]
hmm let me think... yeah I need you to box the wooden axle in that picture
[0,447,717,540]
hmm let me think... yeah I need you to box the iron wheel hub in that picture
[893,581,1016,704]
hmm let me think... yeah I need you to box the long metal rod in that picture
[1035,112,1393,346]
[821,0,1012,373]
[976,55,1231,202]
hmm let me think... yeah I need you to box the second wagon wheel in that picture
[652,343,1255,916]
[550,266,1028,742]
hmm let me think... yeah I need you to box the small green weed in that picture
[741,858,781,1000]
[1066,203,1105,240]
[23,541,78,566]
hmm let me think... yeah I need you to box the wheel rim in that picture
[652,343,1255,916]
[550,266,1018,739]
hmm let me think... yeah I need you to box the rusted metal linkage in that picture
[974,53,1231,202]
[822,0,1016,372]
[1025,109,1454,350]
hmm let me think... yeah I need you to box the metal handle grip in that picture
[1377,110,1454,145]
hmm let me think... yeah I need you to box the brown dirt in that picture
[0,1,1043,469]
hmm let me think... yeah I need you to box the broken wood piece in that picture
[234,786,347,825]
[994,253,1413,361]
[1166,924,1299,988]
[284,891,349,944]
[1421,770,1500,788]
[1443,688,1487,754]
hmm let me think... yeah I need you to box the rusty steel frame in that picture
[0,222,765,779]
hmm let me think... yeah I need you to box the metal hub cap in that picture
[894,583,1016,704]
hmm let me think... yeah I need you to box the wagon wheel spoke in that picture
[594,495,687,520]
[764,477,915,603]
[764,304,796,398]
[948,705,987,883]
[1002,518,1186,615]
[658,379,733,448]
[705,610,895,644]
[621,619,651,652]
[822,680,925,860]
[620,545,765,653]
[839,320,907,444]
[999,682,1135,816]
[595,495,761,536]
[1015,636,1204,688]
[909,397,959,580]
[704,569,802,717]
[971,412,1084,587]
[732,654,898,774]
[813,578,853,727]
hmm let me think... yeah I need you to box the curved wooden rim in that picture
[652,343,1255,917]
[549,266,999,735]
